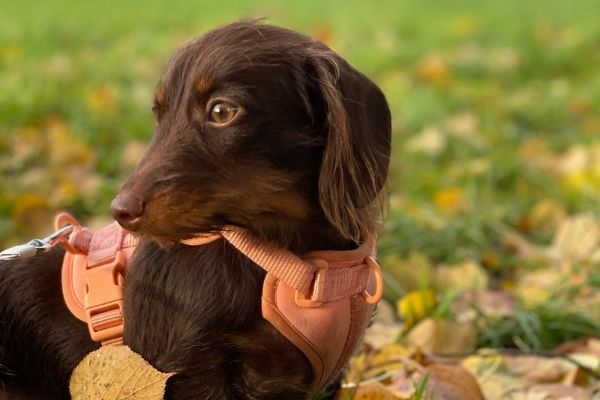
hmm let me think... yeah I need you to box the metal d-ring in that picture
[362,256,384,305]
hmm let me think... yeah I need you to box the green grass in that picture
[1,0,600,350]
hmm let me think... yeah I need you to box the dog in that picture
[0,21,391,399]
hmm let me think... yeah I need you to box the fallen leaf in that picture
[504,355,573,384]
[363,300,403,349]
[515,269,560,307]
[417,54,451,86]
[485,46,521,73]
[524,199,568,236]
[10,193,54,239]
[444,112,479,141]
[433,187,468,215]
[46,117,96,168]
[405,126,446,156]
[120,140,149,170]
[453,290,517,324]
[85,85,117,114]
[406,318,476,355]
[551,213,600,262]
[366,343,412,379]
[510,384,593,400]
[381,251,433,294]
[70,346,174,399]
[433,260,488,292]
[363,323,404,351]
[396,289,437,329]
[423,363,485,400]
[462,353,524,400]
[353,383,401,400]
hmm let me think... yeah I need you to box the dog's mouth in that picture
[126,222,221,250]
[111,190,225,247]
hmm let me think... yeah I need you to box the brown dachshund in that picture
[0,21,391,399]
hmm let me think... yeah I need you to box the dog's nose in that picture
[111,193,145,230]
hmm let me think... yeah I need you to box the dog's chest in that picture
[123,240,266,347]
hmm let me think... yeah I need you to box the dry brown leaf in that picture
[444,112,480,141]
[525,199,568,236]
[433,260,489,292]
[453,290,517,324]
[46,117,96,168]
[70,346,174,399]
[406,318,476,355]
[381,251,433,294]
[363,300,403,349]
[551,213,600,262]
[504,355,574,384]
[352,383,402,400]
[509,384,593,400]
[423,363,485,400]
[405,126,447,156]
[500,226,544,261]
[462,353,524,400]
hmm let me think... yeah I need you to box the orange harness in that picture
[55,213,383,392]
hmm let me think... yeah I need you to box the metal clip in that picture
[0,225,74,261]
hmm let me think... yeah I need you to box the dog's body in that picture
[0,21,391,399]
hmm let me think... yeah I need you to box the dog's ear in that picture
[307,48,392,243]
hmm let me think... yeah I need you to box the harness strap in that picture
[184,227,383,304]
[57,213,138,346]
[223,227,382,304]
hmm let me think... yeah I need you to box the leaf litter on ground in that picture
[341,213,600,399]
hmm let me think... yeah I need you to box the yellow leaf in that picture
[366,343,411,379]
[70,346,174,400]
[515,270,558,307]
[433,187,467,215]
[396,289,436,329]
[86,85,117,114]
[46,117,96,168]
[416,54,451,86]
[11,193,55,239]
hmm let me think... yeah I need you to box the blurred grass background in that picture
[1,0,600,348]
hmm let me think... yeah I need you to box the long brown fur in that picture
[0,20,391,399]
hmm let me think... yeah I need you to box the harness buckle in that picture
[294,259,327,308]
[83,250,125,343]
[294,256,384,307]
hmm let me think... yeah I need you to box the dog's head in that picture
[111,21,391,250]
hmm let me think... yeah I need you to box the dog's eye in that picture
[209,102,238,125]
